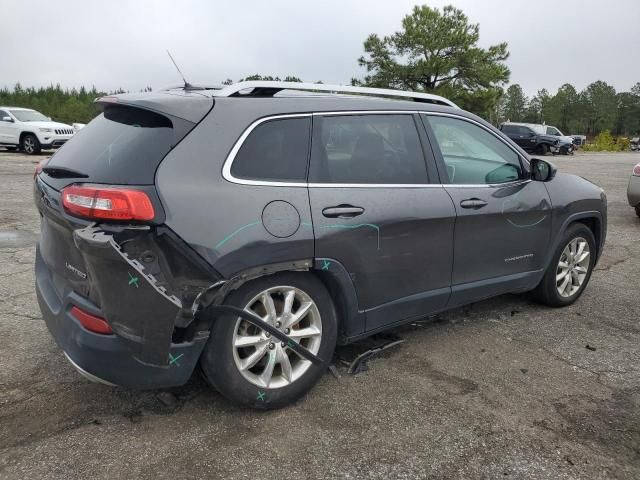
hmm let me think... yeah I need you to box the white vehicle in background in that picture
[72,123,86,132]
[0,107,75,154]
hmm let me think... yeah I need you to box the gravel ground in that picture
[0,150,638,479]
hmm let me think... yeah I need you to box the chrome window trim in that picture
[222,111,531,188]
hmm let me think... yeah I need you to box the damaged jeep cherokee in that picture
[34,81,607,409]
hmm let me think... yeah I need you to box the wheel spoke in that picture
[288,325,321,339]
[285,301,313,328]
[234,335,266,348]
[259,349,277,387]
[556,269,570,281]
[239,343,269,371]
[277,347,293,383]
[576,250,590,264]
[574,265,587,274]
[559,275,571,296]
[261,292,277,321]
[282,289,295,316]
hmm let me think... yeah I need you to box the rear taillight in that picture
[61,185,155,221]
[633,163,640,176]
[34,158,49,178]
[70,306,113,335]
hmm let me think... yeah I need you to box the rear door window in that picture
[309,114,428,184]
[230,116,311,182]
[44,105,178,185]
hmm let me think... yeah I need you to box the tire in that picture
[538,144,549,156]
[635,206,640,218]
[21,134,41,155]
[200,272,337,409]
[532,223,596,307]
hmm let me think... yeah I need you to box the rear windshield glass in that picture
[45,105,176,185]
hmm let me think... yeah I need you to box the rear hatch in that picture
[34,91,217,364]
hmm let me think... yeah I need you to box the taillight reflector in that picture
[61,185,155,221]
[71,306,113,335]
[633,163,640,176]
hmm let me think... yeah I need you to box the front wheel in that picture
[21,134,41,155]
[200,272,337,409]
[532,223,596,307]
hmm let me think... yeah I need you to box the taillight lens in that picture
[61,185,155,221]
[633,163,640,176]
[71,306,113,335]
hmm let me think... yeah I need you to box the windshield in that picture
[9,109,50,122]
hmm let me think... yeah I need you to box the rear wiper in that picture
[42,166,89,179]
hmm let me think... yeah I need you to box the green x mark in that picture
[287,340,296,349]
[128,272,140,288]
[256,391,266,401]
[321,259,331,271]
[168,353,184,366]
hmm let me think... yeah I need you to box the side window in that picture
[230,116,310,182]
[426,115,523,185]
[309,114,428,184]
[0,110,9,120]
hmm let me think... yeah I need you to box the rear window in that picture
[230,117,311,182]
[45,105,180,185]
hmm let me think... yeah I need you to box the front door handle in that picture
[460,198,488,209]
[322,205,365,218]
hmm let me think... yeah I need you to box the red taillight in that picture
[633,163,640,176]
[34,157,49,178]
[61,185,155,221]
[71,306,113,334]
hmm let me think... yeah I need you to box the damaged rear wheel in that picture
[200,272,337,409]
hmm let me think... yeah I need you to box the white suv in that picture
[0,107,75,154]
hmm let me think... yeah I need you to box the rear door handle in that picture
[322,205,365,218]
[460,198,488,209]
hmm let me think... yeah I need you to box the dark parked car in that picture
[631,137,639,151]
[34,82,607,409]
[500,122,560,156]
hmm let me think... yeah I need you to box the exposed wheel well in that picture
[571,217,601,256]
[19,131,34,143]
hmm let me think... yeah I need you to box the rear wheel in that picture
[532,223,596,307]
[635,206,640,218]
[200,272,337,409]
[538,144,549,156]
[21,134,41,155]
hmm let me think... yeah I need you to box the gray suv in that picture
[34,81,607,409]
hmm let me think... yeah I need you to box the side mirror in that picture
[1,116,13,122]
[530,158,557,182]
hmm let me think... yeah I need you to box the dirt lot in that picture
[0,150,638,479]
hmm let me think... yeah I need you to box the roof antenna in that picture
[166,50,192,90]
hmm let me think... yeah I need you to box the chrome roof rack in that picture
[212,81,459,108]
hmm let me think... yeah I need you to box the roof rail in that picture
[212,81,459,108]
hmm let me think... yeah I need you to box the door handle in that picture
[459,198,488,209]
[322,205,365,218]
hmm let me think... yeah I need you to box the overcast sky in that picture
[2,0,639,97]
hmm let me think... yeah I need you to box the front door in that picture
[308,113,456,333]
[422,114,552,306]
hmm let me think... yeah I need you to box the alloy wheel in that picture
[556,237,590,297]
[23,137,35,154]
[232,286,322,389]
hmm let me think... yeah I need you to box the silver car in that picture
[628,161,640,217]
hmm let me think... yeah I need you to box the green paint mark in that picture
[214,221,261,249]
[256,390,266,401]
[128,272,139,288]
[318,223,381,250]
[321,259,331,270]
[287,340,296,349]
[169,353,184,366]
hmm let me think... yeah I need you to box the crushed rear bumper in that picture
[36,246,208,389]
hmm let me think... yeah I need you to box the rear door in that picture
[0,109,18,144]
[423,113,552,306]
[308,112,456,333]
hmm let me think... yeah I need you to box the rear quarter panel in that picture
[155,100,314,279]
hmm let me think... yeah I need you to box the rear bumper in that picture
[35,247,207,389]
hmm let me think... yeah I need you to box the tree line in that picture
[500,82,640,136]
[2,4,638,137]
